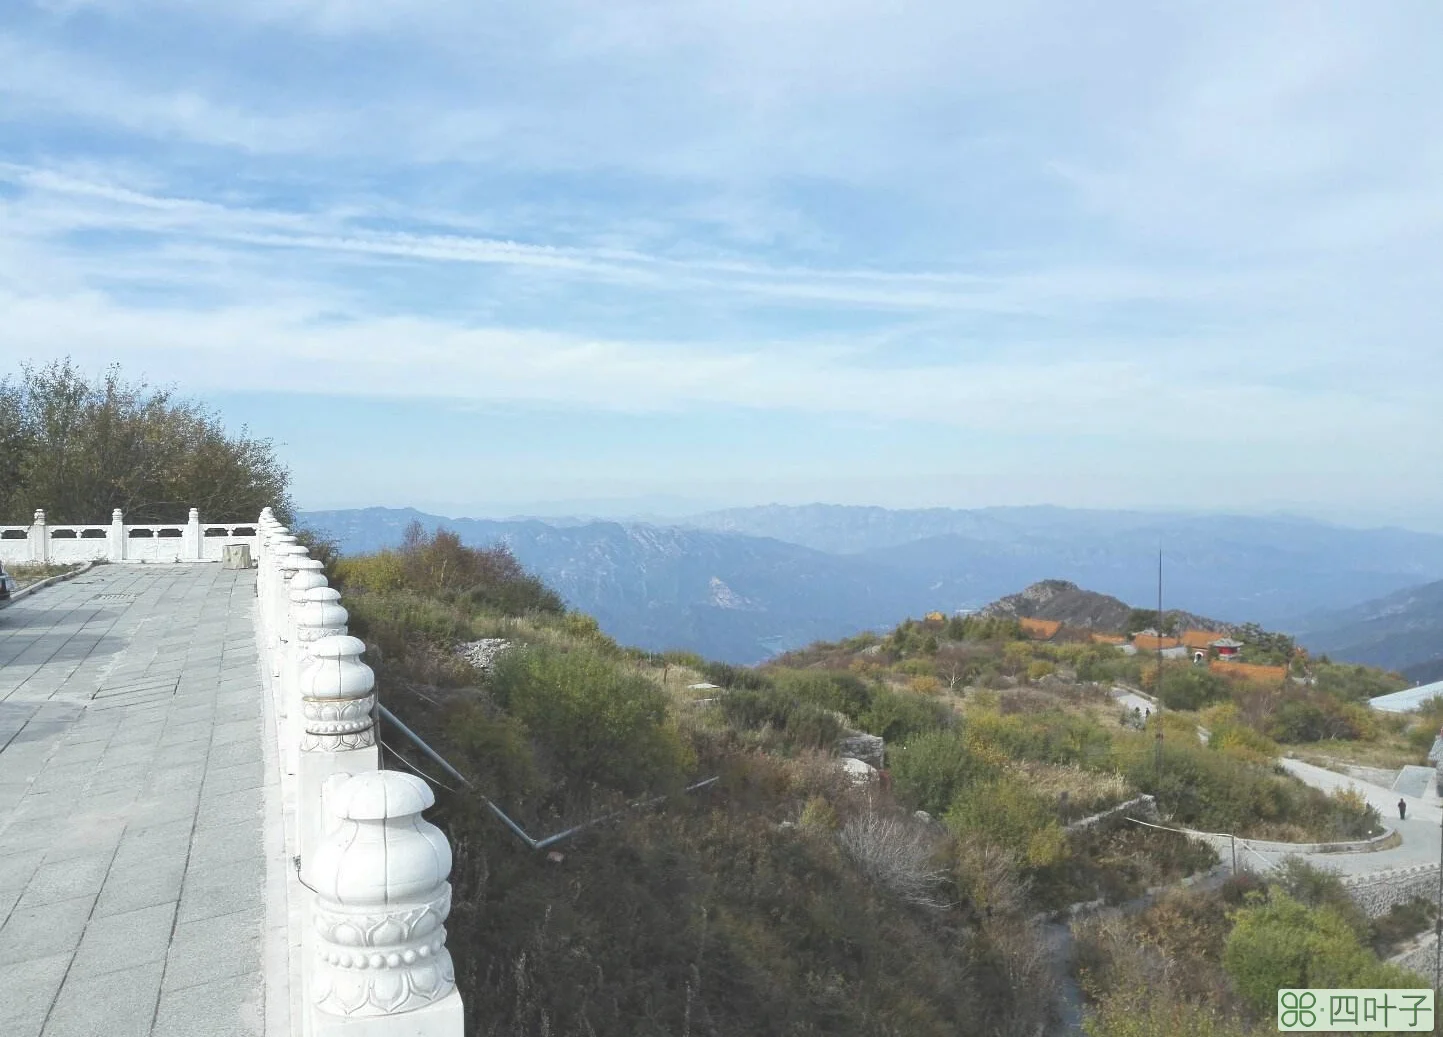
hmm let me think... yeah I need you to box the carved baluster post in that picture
[108,509,126,563]
[282,562,330,774]
[29,509,47,564]
[272,544,309,678]
[186,507,203,561]
[303,771,464,1035]
[257,509,277,575]
[291,587,350,782]
[296,632,377,861]
[260,528,295,652]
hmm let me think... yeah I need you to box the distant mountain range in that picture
[300,504,1443,666]
[1288,578,1443,682]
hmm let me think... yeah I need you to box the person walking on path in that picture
[1398,798,1407,820]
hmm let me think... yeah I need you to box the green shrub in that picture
[799,795,839,832]
[1269,858,1369,943]
[1265,694,1375,743]
[333,550,407,593]
[1311,662,1409,702]
[701,660,772,690]
[890,729,1000,816]
[1157,667,1230,711]
[1113,733,1378,840]
[967,707,1113,768]
[718,687,848,752]
[770,668,876,721]
[1026,660,1056,682]
[859,687,952,743]
[945,776,1066,868]
[1083,990,1260,1037]
[1223,891,1416,1017]
[486,644,690,796]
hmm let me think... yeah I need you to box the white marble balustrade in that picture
[252,507,465,1037]
[0,507,260,564]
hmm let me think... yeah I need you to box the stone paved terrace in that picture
[0,564,275,1037]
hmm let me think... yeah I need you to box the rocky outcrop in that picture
[455,638,512,672]
[838,733,886,769]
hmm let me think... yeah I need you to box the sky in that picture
[2,1,1442,529]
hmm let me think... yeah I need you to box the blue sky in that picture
[3,1,1442,529]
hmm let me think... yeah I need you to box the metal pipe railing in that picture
[376,702,717,851]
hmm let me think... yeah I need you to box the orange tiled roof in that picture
[1019,617,1062,640]
[1181,629,1229,650]
[1132,633,1182,651]
[1210,660,1288,684]
[1091,633,1128,645]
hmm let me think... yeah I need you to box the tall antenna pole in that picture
[1155,544,1164,776]
[1157,546,1164,693]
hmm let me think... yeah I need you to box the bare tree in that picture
[838,810,947,908]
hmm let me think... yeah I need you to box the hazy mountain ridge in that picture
[688,505,1443,623]
[301,507,916,663]
[980,579,1229,634]
[1290,578,1443,679]
[301,505,1443,665]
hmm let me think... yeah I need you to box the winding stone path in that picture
[0,564,273,1037]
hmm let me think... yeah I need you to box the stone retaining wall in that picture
[1341,864,1441,919]
[1064,794,1158,833]
[1389,933,1438,980]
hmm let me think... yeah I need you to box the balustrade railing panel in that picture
[0,507,258,564]
[251,506,465,1037]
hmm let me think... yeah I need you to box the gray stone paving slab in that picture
[0,849,45,894]
[0,565,270,1035]
[178,856,265,925]
[0,952,70,1035]
[202,760,265,797]
[94,859,186,919]
[44,959,165,1037]
[70,901,178,978]
[153,973,264,1037]
[195,786,264,831]
[15,853,113,910]
[0,894,95,966]
[189,819,264,869]
[163,908,262,992]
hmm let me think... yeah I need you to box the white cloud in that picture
[2,0,1442,524]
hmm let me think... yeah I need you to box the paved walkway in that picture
[0,564,272,1037]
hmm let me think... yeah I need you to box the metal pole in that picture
[1231,833,1238,874]
[1156,546,1164,698]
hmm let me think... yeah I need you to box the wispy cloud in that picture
[2,0,1441,523]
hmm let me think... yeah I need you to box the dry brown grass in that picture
[1006,761,1132,815]
[1289,737,1425,771]
[5,561,83,588]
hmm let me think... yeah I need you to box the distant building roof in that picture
[1019,617,1063,640]
[1369,680,1443,714]
[1181,629,1228,650]
[1133,633,1182,651]
[1212,638,1245,649]
[1091,633,1128,645]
